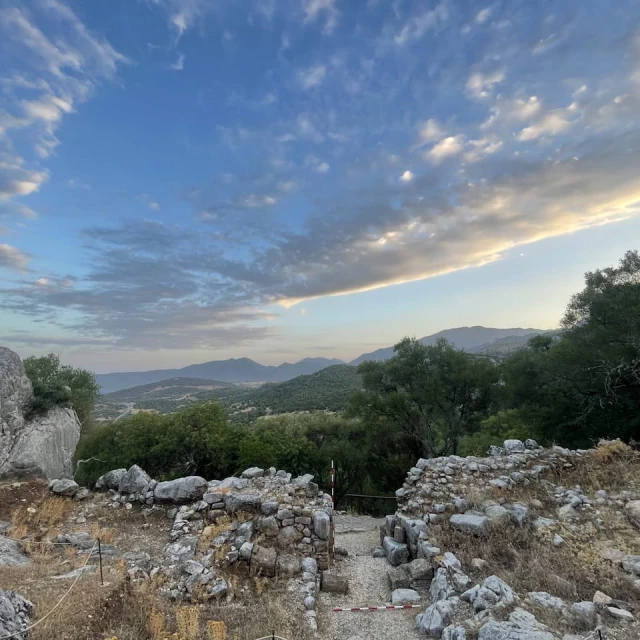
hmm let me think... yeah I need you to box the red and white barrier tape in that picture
[333,604,422,612]
[330,459,335,561]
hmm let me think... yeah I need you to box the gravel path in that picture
[317,517,425,640]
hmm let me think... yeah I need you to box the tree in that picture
[24,354,99,429]
[502,250,640,447]
[350,338,498,459]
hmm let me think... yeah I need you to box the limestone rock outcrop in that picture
[0,346,81,480]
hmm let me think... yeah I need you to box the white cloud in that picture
[395,4,448,45]
[240,194,277,208]
[475,7,492,23]
[299,64,326,89]
[148,0,211,41]
[316,161,330,173]
[277,180,297,193]
[464,136,503,163]
[0,243,29,271]
[418,118,445,144]
[297,115,324,143]
[517,103,579,141]
[149,202,160,211]
[466,69,505,99]
[303,0,339,34]
[169,53,185,71]
[426,135,465,163]
[399,170,414,183]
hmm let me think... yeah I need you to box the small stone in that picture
[471,558,487,571]
[50,479,79,497]
[607,606,634,620]
[553,534,565,548]
[391,588,420,605]
[241,467,264,479]
[570,601,596,624]
[450,514,489,537]
[593,590,613,605]
[321,572,348,594]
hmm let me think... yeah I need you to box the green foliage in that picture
[350,338,498,458]
[501,250,640,448]
[24,353,99,429]
[459,409,531,456]
[75,402,240,485]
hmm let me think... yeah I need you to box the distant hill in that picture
[95,365,361,422]
[227,365,362,416]
[349,326,548,365]
[96,357,344,393]
[95,326,551,393]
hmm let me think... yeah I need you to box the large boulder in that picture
[383,536,410,566]
[1,403,81,480]
[50,478,79,497]
[0,348,32,439]
[0,589,33,640]
[118,465,151,494]
[154,476,208,503]
[95,468,126,491]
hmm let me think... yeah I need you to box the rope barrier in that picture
[333,604,422,612]
[0,540,99,640]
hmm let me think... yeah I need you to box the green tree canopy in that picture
[349,338,499,458]
[24,353,99,429]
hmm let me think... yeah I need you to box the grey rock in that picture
[508,503,530,526]
[276,508,294,520]
[527,591,565,610]
[391,588,420,605]
[250,545,277,577]
[208,578,229,600]
[383,536,410,566]
[373,546,386,558]
[261,501,278,515]
[485,505,509,524]
[553,534,565,548]
[558,504,579,520]
[241,467,264,479]
[2,405,81,481]
[416,598,457,638]
[118,465,151,494]
[276,554,301,577]
[154,476,208,503]
[570,601,596,624]
[407,558,434,584]
[223,492,261,513]
[50,478,79,497]
[321,572,348,594]
[239,542,253,561]
[388,565,411,590]
[488,445,505,457]
[163,536,198,563]
[525,439,540,449]
[260,516,280,537]
[95,469,126,491]
[504,439,525,453]
[450,514,489,536]
[74,487,90,500]
[625,500,640,530]
[532,517,556,530]
[0,538,29,567]
[51,565,96,580]
[478,620,554,640]
[0,588,33,640]
[431,568,455,603]
[277,526,302,547]
[442,626,466,640]
[217,477,248,490]
[293,473,314,486]
[471,558,488,571]
[237,521,253,540]
[607,606,634,620]
[301,557,318,575]
[313,510,330,540]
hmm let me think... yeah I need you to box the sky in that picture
[1,0,640,373]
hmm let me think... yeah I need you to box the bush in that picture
[24,354,99,429]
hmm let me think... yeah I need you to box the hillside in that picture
[96,356,345,393]
[350,326,548,365]
[94,327,547,393]
[94,365,362,422]
[225,364,362,418]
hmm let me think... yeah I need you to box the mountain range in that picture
[95,326,547,393]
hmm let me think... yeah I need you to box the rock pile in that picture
[376,439,640,638]
[0,589,33,640]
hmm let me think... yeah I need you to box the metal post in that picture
[98,538,104,586]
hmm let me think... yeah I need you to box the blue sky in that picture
[1,0,640,373]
